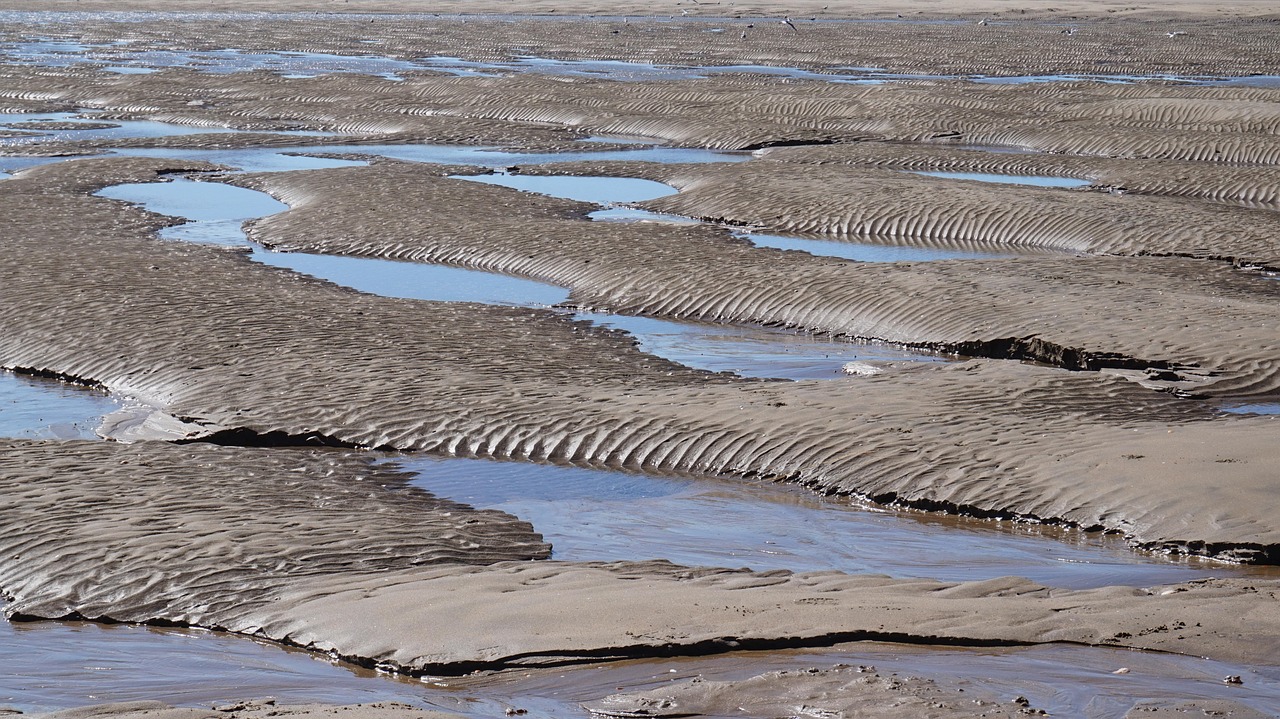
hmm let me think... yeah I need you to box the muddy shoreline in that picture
[0,5,1277,717]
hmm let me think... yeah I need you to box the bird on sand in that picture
[782,16,798,31]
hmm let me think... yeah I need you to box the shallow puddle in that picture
[0,111,334,150]
[0,607,429,712]
[577,312,944,378]
[0,111,238,147]
[1221,402,1280,415]
[455,173,675,204]
[0,42,424,80]
[257,251,571,307]
[303,143,744,166]
[97,178,571,307]
[0,370,118,440]
[113,147,369,173]
[109,142,742,172]
[910,170,1092,188]
[586,207,699,224]
[398,455,1265,590]
[744,232,1019,262]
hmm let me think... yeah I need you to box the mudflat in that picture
[0,3,1277,716]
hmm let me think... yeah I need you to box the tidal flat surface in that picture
[3,15,1280,717]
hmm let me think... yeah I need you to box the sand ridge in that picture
[0,440,549,624]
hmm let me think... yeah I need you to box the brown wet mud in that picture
[0,6,1278,718]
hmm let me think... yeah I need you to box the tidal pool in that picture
[910,170,1092,188]
[0,606,430,712]
[399,455,1268,590]
[0,111,239,147]
[577,312,945,378]
[744,232,1020,262]
[1221,402,1280,415]
[7,607,1278,718]
[455,173,676,204]
[0,370,119,440]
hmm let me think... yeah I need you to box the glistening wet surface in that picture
[451,172,1052,263]
[96,177,942,379]
[455,173,676,204]
[113,147,370,173]
[445,642,1280,719]
[910,170,1092,188]
[303,143,743,166]
[0,370,119,440]
[3,33,1279,87]
[397,455,1264,590]
[745,232,1020,262]
[576,312,945,379]
[110,141,743,171]
[0,111,239,147]
[0,606,429,712]
[1221,402,1280,415]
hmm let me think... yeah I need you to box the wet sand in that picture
[0,4,1278,716]
[28,702,465,719]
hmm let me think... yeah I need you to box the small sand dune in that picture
[0,441,548,623]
